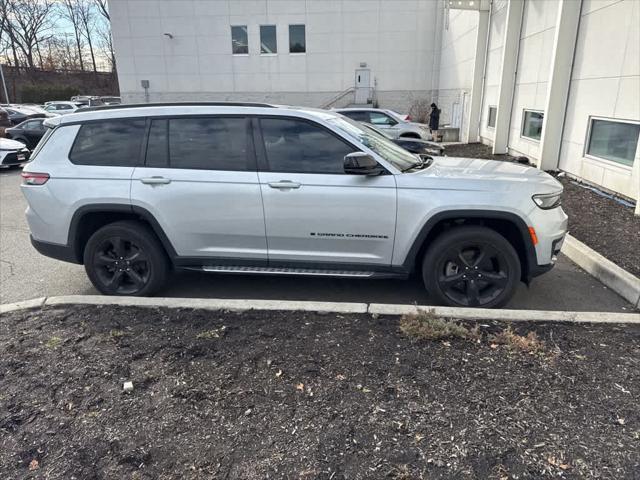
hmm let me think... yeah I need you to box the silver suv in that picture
[333,108,431,139]
[21,103,567,308]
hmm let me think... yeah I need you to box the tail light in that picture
[21,172,50,185]
[405,115,412,121]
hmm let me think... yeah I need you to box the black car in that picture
[392,136,445,156]
[3,106,46,126]
[5,118,47,149]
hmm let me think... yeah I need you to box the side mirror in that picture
[344,152,384,176]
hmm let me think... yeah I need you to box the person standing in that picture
[429,103,440,141]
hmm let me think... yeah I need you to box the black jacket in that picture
[429,108,440,130]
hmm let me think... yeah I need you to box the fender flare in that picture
[400,209,537,278]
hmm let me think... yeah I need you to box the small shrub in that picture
[490,327,545,354]
[408,98,432,123]
[400,310,478,341]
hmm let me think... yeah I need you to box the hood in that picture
[409,156,562,192]
[0,137,27,150]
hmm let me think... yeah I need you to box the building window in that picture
[487,106,497,128]
[289,24,306,53]
[587,119,639,167]
[522,110,544,141]
[231,26,248,55]
[260,25,277,54]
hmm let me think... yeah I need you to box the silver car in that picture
[21,102,567,308]
[333,107,432,140]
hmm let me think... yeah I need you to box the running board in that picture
[200,265,376,278]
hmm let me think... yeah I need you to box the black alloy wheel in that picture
[423,226,521,308]
[84,221,169,296]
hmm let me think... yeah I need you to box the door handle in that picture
[268,181,301,190]
[140,176,171,185]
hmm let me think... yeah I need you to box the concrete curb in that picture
[1,295,639,324]
[561,234,640,307]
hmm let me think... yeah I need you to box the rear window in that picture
[70,119,146,167]
[145,117,249,171]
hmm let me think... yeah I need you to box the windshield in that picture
[326,116,420,171]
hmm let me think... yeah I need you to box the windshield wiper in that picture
[402,155,432,172]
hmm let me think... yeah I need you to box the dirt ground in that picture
[1,305,639,479]
[558,177,640,278]
[445,143,639,278]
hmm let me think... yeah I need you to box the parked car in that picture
[334,108,432,140]
[5,118,47,149]
[0,137,30,168]
[71,95,104,107]
[99,96,122,105]
[0,107,11,130]
[43,101,85,115]
[21,102,567,308]
[2,105,47,125]
[362,123,445,156]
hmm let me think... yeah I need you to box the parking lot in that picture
[0,168,634,311]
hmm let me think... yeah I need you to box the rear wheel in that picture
[422,226,521,308]
[83,221,169,296]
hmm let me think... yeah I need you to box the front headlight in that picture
[532,192,562,209]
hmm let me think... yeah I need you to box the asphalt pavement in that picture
[1,168,634,311]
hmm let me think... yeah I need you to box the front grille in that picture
[1,150,29,165]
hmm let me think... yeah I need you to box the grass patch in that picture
[489,327,545,354]
[400,310,479,341]
[45,336,62,349]
[196,326,226,340]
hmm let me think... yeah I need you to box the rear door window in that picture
[167,117,249,171]
[70,119,146,166]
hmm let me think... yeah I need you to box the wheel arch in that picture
[399,132,421,139]
[68,204,177,264]
[402,210,537,282]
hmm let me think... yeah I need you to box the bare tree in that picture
[94,0,109,21]
[0,0,56,70]
[76,0,98,73]
[60,0,85,71]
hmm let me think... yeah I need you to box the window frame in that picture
[68,118,149,167]
[584,116,640,169]
[487,106,497,129]
[253,115,382,175]
[143,115,256,172]
[288,24,306,54]
[259,24,277,55]
[231,25,249,56]
[520,109,544,142]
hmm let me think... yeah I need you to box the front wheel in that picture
[83,221,169,296]
[422,226,521,308]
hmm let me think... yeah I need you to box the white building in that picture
[110,0,639,206]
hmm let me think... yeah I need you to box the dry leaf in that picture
[275,369,283,378]
[28,459,39,471]
[617,417,626,425]
[336,374,346,380]
[296,382,304,391]
[490,344,499,349]
[415,433,425,443]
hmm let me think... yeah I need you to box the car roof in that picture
[47,102,345,126]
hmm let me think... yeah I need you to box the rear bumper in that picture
[31,236,81,264]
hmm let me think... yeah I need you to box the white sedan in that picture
[0,137,30,168]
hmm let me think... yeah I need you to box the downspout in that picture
[476,0,493,141]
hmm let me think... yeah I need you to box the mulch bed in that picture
[1,305,639,479]
[444,143,639,278]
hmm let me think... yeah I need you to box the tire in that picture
[422,226,521,308]
[83,220,169,296]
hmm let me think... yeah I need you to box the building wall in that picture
[435,8,478,141]
[479,0,508,144]
[558,0,640,199]
[110,0,438,112]
[506,0,558,163]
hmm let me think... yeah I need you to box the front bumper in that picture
[0,149,30,166]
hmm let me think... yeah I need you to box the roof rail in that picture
[81,101,277,112]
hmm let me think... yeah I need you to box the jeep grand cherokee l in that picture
[21,103,567,308]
